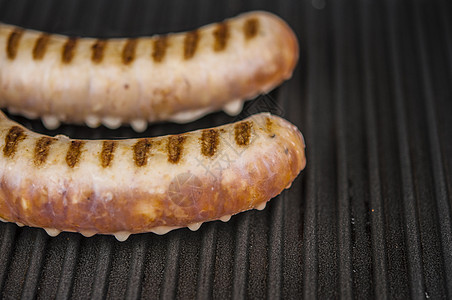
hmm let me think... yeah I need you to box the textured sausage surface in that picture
[0,11,299,131]
[0,111,305,241]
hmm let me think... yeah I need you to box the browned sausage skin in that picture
[0,11,299,131]
[0,111,305,241]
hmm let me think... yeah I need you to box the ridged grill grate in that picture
[0,0,451,298]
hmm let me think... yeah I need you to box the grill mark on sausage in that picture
[152,36,168,63]
[265,118,276,138]
[184,30,199,60]
[100,141,116,168]
[66,140,84,168]
[234,121,252,146]
[213,22,229,52]
[133,138,152,167]
[3,126,26,158]
[62,37,78,63]
[167,135,186,164]
[34,137,55,166]
[91,39,107,63]
[244,18,259,40]
[200,129,219,157]
[32,34,50,60]
[265,117,271,130]
[122,39,137,65]
[6,29,23,60]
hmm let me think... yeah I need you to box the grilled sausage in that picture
[0,111,305,241]
[0,11,299,131]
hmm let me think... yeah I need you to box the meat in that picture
[0,111,306,241]
[0,11,299,131]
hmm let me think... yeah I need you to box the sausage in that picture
[0,11,299,131]
[0,111,306,241]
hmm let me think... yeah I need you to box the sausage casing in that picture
[0,11,299,131]
[0,112,305,240]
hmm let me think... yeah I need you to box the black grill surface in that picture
[1,0,452,299]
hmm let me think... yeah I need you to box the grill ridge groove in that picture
[160,234,181,300]
[125,236,147,299]
[313,3,341,297]
[0,0,8,20]
[438,0,452,79]
[20,0,51,29]
[267,195,284,299]
[2,230,45,298]
[385,0,426,297]
[20,230,48,299]
[0,0,27,25]
[332,1,353,298]
[275,2,305,297]
[77,0,106,36]
[232,213,251,299]
[91,238,113,299]
[412,1,452,297]
[0,0,451,298]
[301,0,324,297]
[195,224,217,300]
[55,236,81,299]
[0,224,17,294]
[360,0,390,298]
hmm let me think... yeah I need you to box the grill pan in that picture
[1,0,452,298]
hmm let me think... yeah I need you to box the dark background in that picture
[1,0,452,299]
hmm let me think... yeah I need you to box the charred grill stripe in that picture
[66,140,84,168]
[200,129,219,157]
[133,138,152,167]
[122,39,137,65]
[3,126,26,158]
[34,137,55,166]
[213,22,229,51]
[234,121,252,146]
[152,36,168,63]
[91,39,107,63]
[184,30,199,60]
[266,117,276,138]
[6,29,23,60]
[265,117,274,133]
[244,18,259,40]
[62,37,78,63]
[100,141,116,168]
[167,136,186,164]
[32,34,50,60]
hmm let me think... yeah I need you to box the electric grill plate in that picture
[0,0,451,298]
